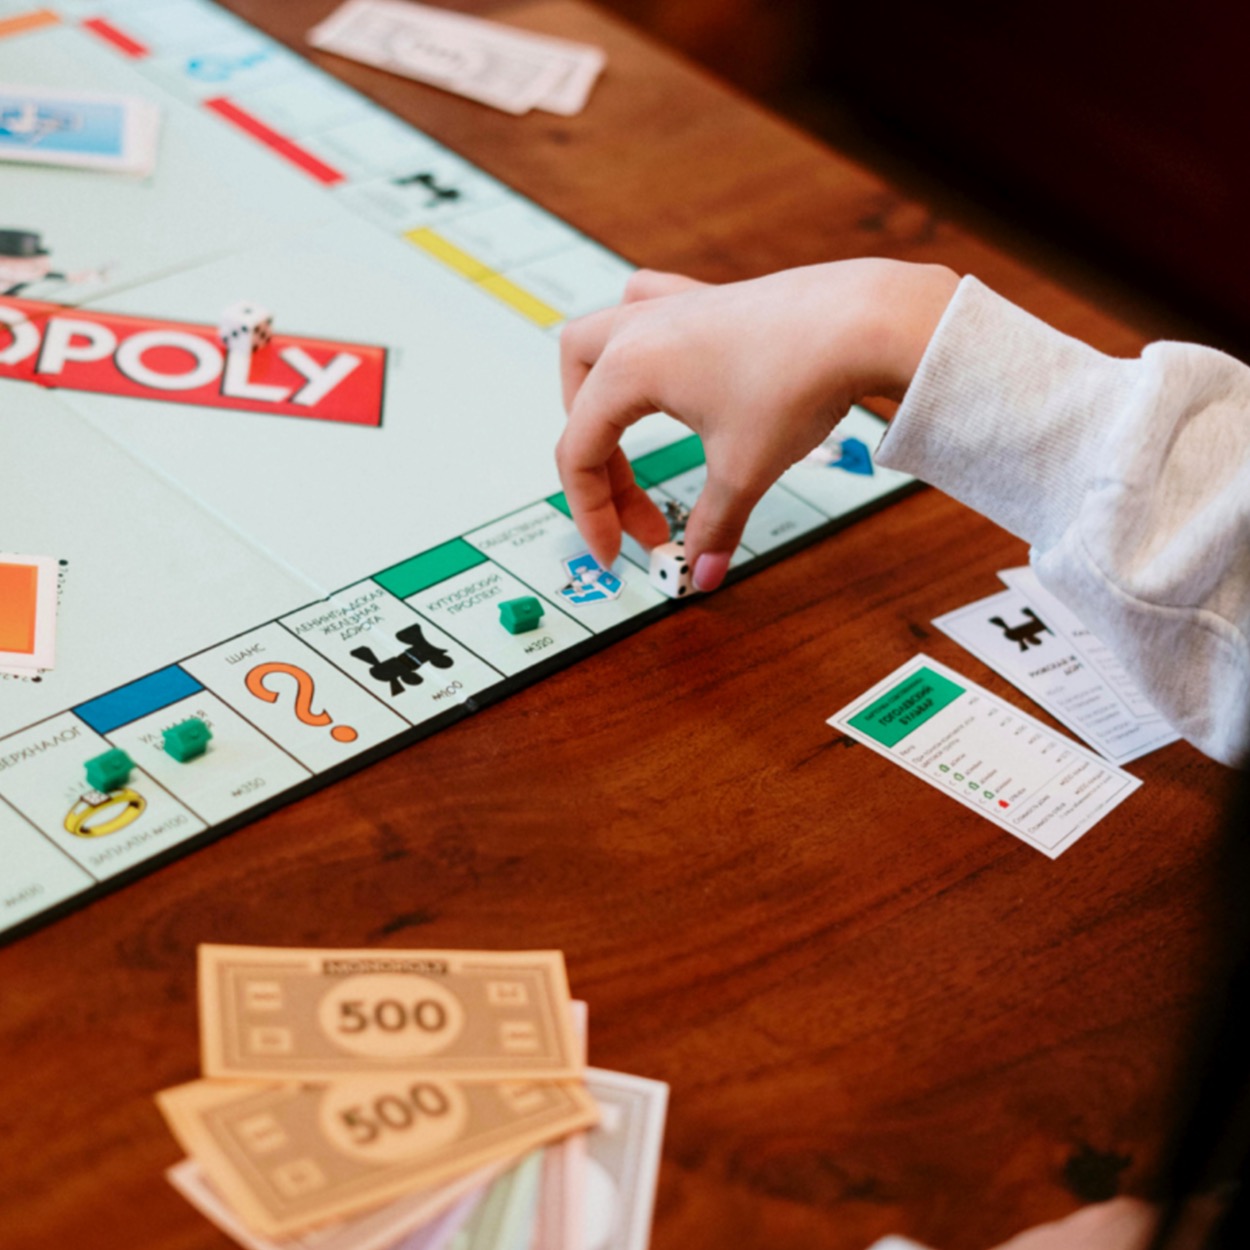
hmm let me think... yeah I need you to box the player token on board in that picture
[662,498,690,541]
[833,436,874,475]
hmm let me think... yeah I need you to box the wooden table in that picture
[0,3,1236,1248]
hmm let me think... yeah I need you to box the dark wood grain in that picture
[0,4,1236,1250]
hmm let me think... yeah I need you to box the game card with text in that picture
[0,83,160,174]
[828,655,1141,857]
[933,582,1178,764]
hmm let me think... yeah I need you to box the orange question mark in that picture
[245,662,358,742]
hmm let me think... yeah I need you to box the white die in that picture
[217,300,273,352]
[649,540,693,598]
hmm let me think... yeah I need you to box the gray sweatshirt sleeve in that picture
[875,275,1250,767]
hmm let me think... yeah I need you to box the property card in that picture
[933,580,1178,764]
[0,553,57,673]
[0,84,160,174]
[998,565,1169,722]
[309,0,605,116]
[828,655,1142,857]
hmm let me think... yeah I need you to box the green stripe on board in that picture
[631,436,706,487]
[374,539,488,598]
[546,491,572,518]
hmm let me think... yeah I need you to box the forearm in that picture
[878,276,1250,766]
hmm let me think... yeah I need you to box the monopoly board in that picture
[0,0,914,941]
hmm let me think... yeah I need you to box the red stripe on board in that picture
[81,16,148,57]
[203,96,345,186]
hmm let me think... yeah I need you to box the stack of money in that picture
[158,945,668,1250]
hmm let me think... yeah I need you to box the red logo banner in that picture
[0,297,387,427]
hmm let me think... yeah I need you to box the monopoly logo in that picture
[0,297,386,427]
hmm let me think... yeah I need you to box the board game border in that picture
[0,0,922,943]
[0,469,920,945]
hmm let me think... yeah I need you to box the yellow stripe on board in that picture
[403,227,491,280]
[0,8,60,39]
[477,273,564,328]
[402,228,565,327]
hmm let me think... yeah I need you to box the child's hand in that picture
[556,259,958,590]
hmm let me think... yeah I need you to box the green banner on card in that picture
[849,666,965,747]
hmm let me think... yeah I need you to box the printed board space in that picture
[0,553,56,671]
[0,564,37,653]
[0,0,913,940]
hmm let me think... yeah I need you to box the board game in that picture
[0,0,914,941]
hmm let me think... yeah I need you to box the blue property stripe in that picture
[74,666,203,735]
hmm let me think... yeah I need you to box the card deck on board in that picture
[0,83,160,174]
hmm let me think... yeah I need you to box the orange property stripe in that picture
[0,564,39,654]
[0,9,60,40]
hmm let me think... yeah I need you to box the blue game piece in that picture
[833,437,874,476]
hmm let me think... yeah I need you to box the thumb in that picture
[682,473,760,592]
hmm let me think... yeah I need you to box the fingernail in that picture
[693,551,730,592]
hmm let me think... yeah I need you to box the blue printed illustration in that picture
[560,552,624,605]
[0,93,124,157]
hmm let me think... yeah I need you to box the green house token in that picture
[498,596,544,635]
[84,747,135,793]
[163,716,212,762]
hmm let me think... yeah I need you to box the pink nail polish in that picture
[693,551,730,592]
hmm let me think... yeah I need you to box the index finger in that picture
[556,412,659,567]
[556,340,669,565]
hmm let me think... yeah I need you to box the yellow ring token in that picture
[64,788,146,839]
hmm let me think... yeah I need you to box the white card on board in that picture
[0,84,159,174]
